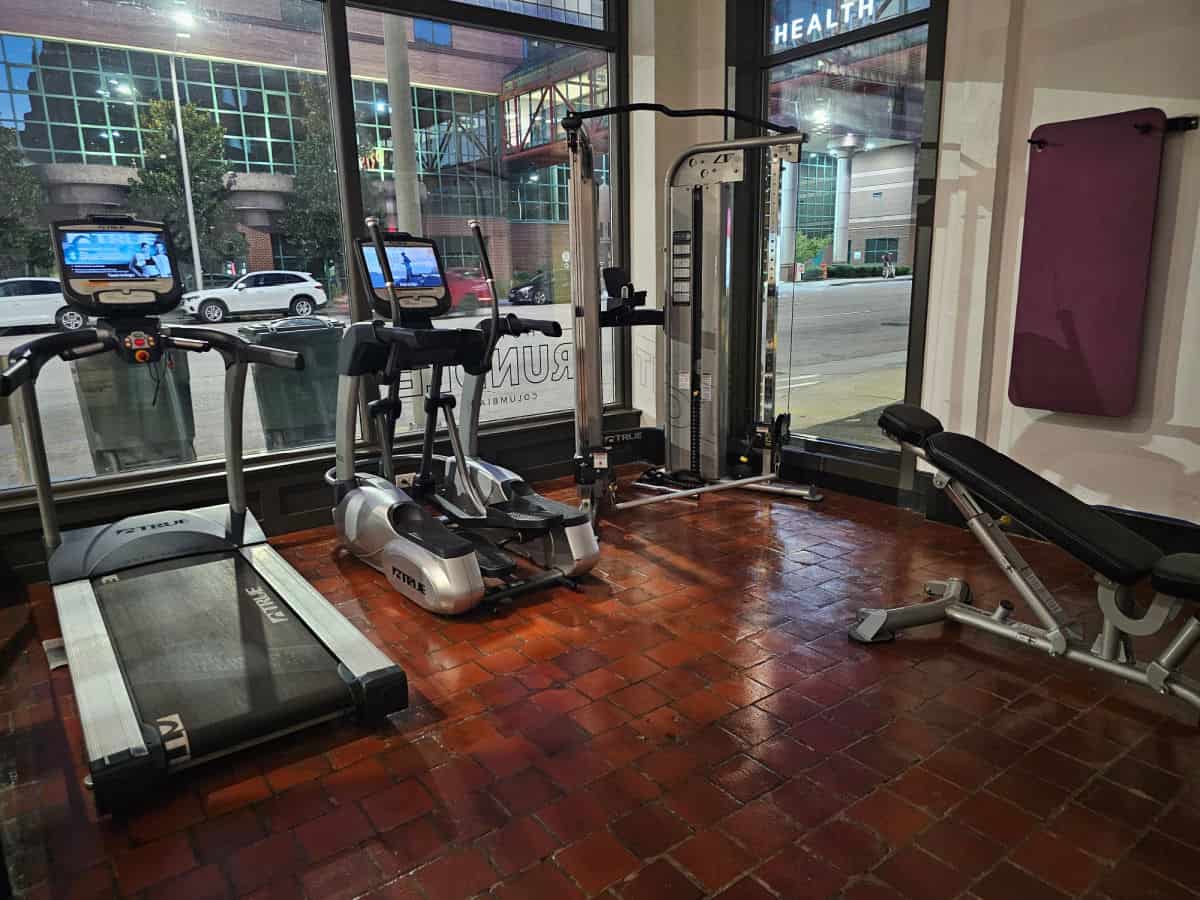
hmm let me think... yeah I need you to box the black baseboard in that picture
[780,443,913,508]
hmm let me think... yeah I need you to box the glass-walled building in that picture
[0,5,608,292]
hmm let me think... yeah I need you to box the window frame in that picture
[726,0,948,497]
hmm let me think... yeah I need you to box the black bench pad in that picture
[1152,553,1200,599]
[878,404,944,447]
[925,432,1162,585]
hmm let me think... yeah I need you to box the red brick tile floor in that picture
[3,476,1200,899]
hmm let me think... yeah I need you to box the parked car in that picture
[445,267,493,315]
[182,271,327,323]
[508,270,552,305]
[0,277,89,331]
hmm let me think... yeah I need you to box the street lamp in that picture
[168,5,204,291]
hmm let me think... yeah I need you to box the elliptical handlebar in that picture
[497,314,561,339]
[468,219,504,364]
[163,326,304,371]
[365,216,402,328]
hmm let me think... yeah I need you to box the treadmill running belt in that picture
[95,551,353,764]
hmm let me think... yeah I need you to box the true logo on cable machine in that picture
[244,585,288,623]
[391,567,427,595]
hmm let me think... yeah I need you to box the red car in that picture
[445,267,493,314]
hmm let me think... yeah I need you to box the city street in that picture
[772,277,912,446]
[0,279,908,488]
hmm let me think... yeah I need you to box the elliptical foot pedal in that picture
[457,530,517,577]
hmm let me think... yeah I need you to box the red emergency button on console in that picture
[133,338,146,347]
[134,349,151,363]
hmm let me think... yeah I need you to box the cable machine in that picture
[563,104,823,521]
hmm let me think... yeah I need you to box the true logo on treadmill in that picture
[114,518,185,535]
[156,713,191,763]
[245,585,288,623]
[392,567,427,595]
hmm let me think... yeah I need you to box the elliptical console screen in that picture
[52,218,181,314]
[356,235,449,314]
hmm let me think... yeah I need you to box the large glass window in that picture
[0,1,620,495]
[0,1,351,490]
[413,19,454,47]
[768,0,930,54]
[765,25,928,448]
[348,12,615,434]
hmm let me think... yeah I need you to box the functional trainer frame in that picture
[850,404,1200,716]
[562,105,821,521]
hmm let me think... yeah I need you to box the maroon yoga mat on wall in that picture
[1009,107,1167,417]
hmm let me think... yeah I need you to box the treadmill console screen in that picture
[356,235,451,317]
[60,230,173,280]
[51,218,182,316]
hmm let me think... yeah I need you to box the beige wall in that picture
[848,144,918,266]
[627,0,727,424]
[924,0,1200,519]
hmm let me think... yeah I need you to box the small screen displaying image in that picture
[362,244,443,290]
[60,230,173,280]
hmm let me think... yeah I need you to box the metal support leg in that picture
[849,578,972,643]
[1146,616,1200,693]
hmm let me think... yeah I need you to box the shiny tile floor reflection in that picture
[3,475,1198,898]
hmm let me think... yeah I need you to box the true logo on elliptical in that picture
[114,518,185,535]
[245,585,288,623]
[392,567,427,595]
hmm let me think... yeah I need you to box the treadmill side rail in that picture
[242,544,408,718]
[55,580,149,761]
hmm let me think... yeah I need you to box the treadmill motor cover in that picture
[95,552,353,764]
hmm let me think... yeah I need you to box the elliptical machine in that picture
[328,219,599,616]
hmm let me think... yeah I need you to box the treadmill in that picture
[1,217,407,813]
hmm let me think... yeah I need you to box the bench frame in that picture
[849,445,1200,716]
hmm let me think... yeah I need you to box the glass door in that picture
[763,24,931,448]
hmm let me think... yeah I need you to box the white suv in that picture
[182,271,328,323]
[0,277,89,331]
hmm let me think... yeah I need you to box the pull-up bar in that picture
[560,102,798,137]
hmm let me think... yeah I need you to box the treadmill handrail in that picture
[163,325,304,371]
[1,328,112,396]
[9,321,302,556]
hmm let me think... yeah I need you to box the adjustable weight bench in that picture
[849,404,1200,716]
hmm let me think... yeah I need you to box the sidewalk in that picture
[782,275,914,289]
[775,363,905,447]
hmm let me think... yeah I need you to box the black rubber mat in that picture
[95,552,352,763]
